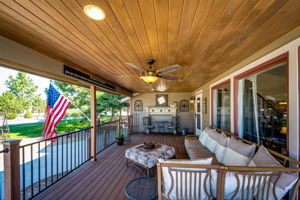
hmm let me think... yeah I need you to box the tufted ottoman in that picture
[125,143,175,176]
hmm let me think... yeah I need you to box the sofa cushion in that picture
[248,146,298,199]
[215,133,229,162]
[221,137,256,166]
[159,158,213,200]
[199,129,209,146]
[185,139,220,165]
[205,130,220,153]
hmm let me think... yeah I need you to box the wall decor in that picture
[202,97,207,114]
[179,99,189,112]
[134,100,143,111]
[156,94,168,106]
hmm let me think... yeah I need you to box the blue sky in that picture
[0,66,50,99]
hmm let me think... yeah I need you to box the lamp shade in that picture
[140,75,158,83]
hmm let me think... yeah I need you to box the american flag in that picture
[43,82,71,139]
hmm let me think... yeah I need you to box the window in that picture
[212,81,231,131]
[235,58,288,155]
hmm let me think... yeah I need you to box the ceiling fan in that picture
[117,59,181,83]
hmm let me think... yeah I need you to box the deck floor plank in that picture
[34,133,187,200]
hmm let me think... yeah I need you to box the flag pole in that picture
[50,81,91,122]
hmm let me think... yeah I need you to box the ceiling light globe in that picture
[141,75,158,83]
[84,5,106,21]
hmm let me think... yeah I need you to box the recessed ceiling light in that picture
[84,5,106,21]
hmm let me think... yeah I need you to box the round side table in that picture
[125,176,158,200]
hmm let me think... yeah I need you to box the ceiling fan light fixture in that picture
[140,75,158,83]
[84,5,106,21]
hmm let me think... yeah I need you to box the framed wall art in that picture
[134,100,143,111]
[179,99,189,112]
[156,94,168,106]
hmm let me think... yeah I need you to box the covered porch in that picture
[0,0,300,199]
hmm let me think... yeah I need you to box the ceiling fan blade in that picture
[157,64,181,73]
[116,75,141,77]
[126,63,145,72]
[160,75,179,80]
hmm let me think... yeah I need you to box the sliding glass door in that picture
[237,63,287,155]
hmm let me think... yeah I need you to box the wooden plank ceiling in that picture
[0,0,299,93]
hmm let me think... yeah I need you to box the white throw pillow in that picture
[214,133,229,162]
[205,130,220,153]
[248,146,298,199]
[199,129,209,146]
[159,158,213,200]
[221,137,256,166]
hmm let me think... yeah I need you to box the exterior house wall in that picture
[132,93,193,133]
[193,26,300,161]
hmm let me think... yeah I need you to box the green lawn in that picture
[8,116,112,139]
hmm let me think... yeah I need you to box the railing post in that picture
[128,115,132,135]
[90,85,97,161]
[2,139,21,200]
[116,119,120,135]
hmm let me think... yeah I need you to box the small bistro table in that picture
[125,143,175,176]
[125,176,158,200]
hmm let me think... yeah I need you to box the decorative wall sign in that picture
[156,94,168,106]
[63,65,116,91]
[134,100,143,111]
[179,99,189,112]
[202,97,207,114]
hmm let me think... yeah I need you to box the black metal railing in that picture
[19,127,92,200]
[95,119,128,154]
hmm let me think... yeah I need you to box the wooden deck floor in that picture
[34,133,187,200]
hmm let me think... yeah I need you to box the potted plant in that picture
[116,131,124,146]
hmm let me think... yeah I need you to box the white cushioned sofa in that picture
[157,127,300,200]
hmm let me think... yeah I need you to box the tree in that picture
[54,81,129,122]
[32,95,46,118]
[5,72,38,112]
[0,91,23,116]
[54,81,90,119]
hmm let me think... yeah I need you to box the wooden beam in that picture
[90,85,97,161]
[2,139,21,200]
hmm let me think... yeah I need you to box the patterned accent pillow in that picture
[249,146,298,199]
[221,137,256,166]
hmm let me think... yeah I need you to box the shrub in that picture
[24,111,33,118]
[6,113,17,119]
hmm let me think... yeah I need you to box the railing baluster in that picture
[81,131,83,163]
[22,147,25,200]
[51,141,53,185]
[62,136,64,177]
[45,140,47,188]
[67,135,69,173]
[38,142,41,193]
[71,134,73,170]
[56,138,58,182]
[31,144,33,198]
